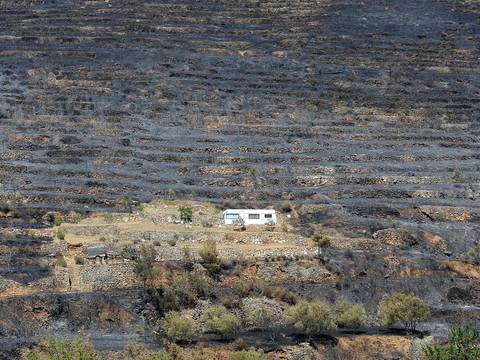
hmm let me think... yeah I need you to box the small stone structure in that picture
[85,244,107,264]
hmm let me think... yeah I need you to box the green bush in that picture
[56,229,65,241]
[199,239,220,265]
[163,311,197,342]
[119,195,133,211]
[377,292,429,332]
[311,231,330,247]
[103,212,114,223]
[287,300,336,336]
[26,337,98,360]
[160,272,211,311]
[335,300,367,329]
[134,244,157,287]
[423,326,480,360]
[178,206,193,223]
[230,348,266,360]
[202,305,241,338]
[244,302,278,329]
[53,215,62,227]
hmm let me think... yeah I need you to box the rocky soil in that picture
[0,0,479,358]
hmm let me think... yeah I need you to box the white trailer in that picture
[222,209,277,225]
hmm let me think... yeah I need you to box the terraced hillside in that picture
[0,0,479,358]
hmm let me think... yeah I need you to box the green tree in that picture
[26,337,98,360]
[178,206,193,223]
[163,311,197,343]
[423,326,480,360]
[377,292,429,332]
[335,300,367,329]
[202,305,241,338]
[286,300,336,337]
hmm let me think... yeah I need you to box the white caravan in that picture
[222,209,277,225]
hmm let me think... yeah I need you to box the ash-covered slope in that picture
[1,0,479,244]
[0,0,479,355]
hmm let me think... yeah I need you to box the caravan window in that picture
[248,214,260,219]
[264,214,272,219]
[225,213,240,220]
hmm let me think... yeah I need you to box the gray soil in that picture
[0,0,479,357]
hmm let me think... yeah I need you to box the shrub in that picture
[182,246,194,270]
[167,237,177,247]
[467,245,480,265]
[56,229,65,241]
[163,311,196,343]
[103,212,114,223]
[335,300,367,329]
[134,244,157,287]
[74,256,85,265]
[287,300,336,336]
[137,203,145,213]
[53,215,62,227]
[230,348,266,360]
[272,288,298,304]
[311,231,330,247]
[201,305,241,338]
[178,206,193,223]
[244,302,278,329]
[377,292,429,332]
[55,256,67,268]
[26,337,98,360]
[199,239,219,264]
[422,326,480,360]
[119,195,133,212]
[160,272,211,312]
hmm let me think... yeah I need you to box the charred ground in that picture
[0,0,479,358]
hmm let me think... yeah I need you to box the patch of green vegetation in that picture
[377,292,429,332]
[287,300,336,336]
[56,229,65,241]
[26,337,98,360]
[163,311,197,343]
[335,300,367,329]
[311,230,331,247]
[53,215,62,227]
[231,348,266,360]
[178,206,193,223]
[198,239,221,275]
[423,326,480,360]
[201,305,241,338]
